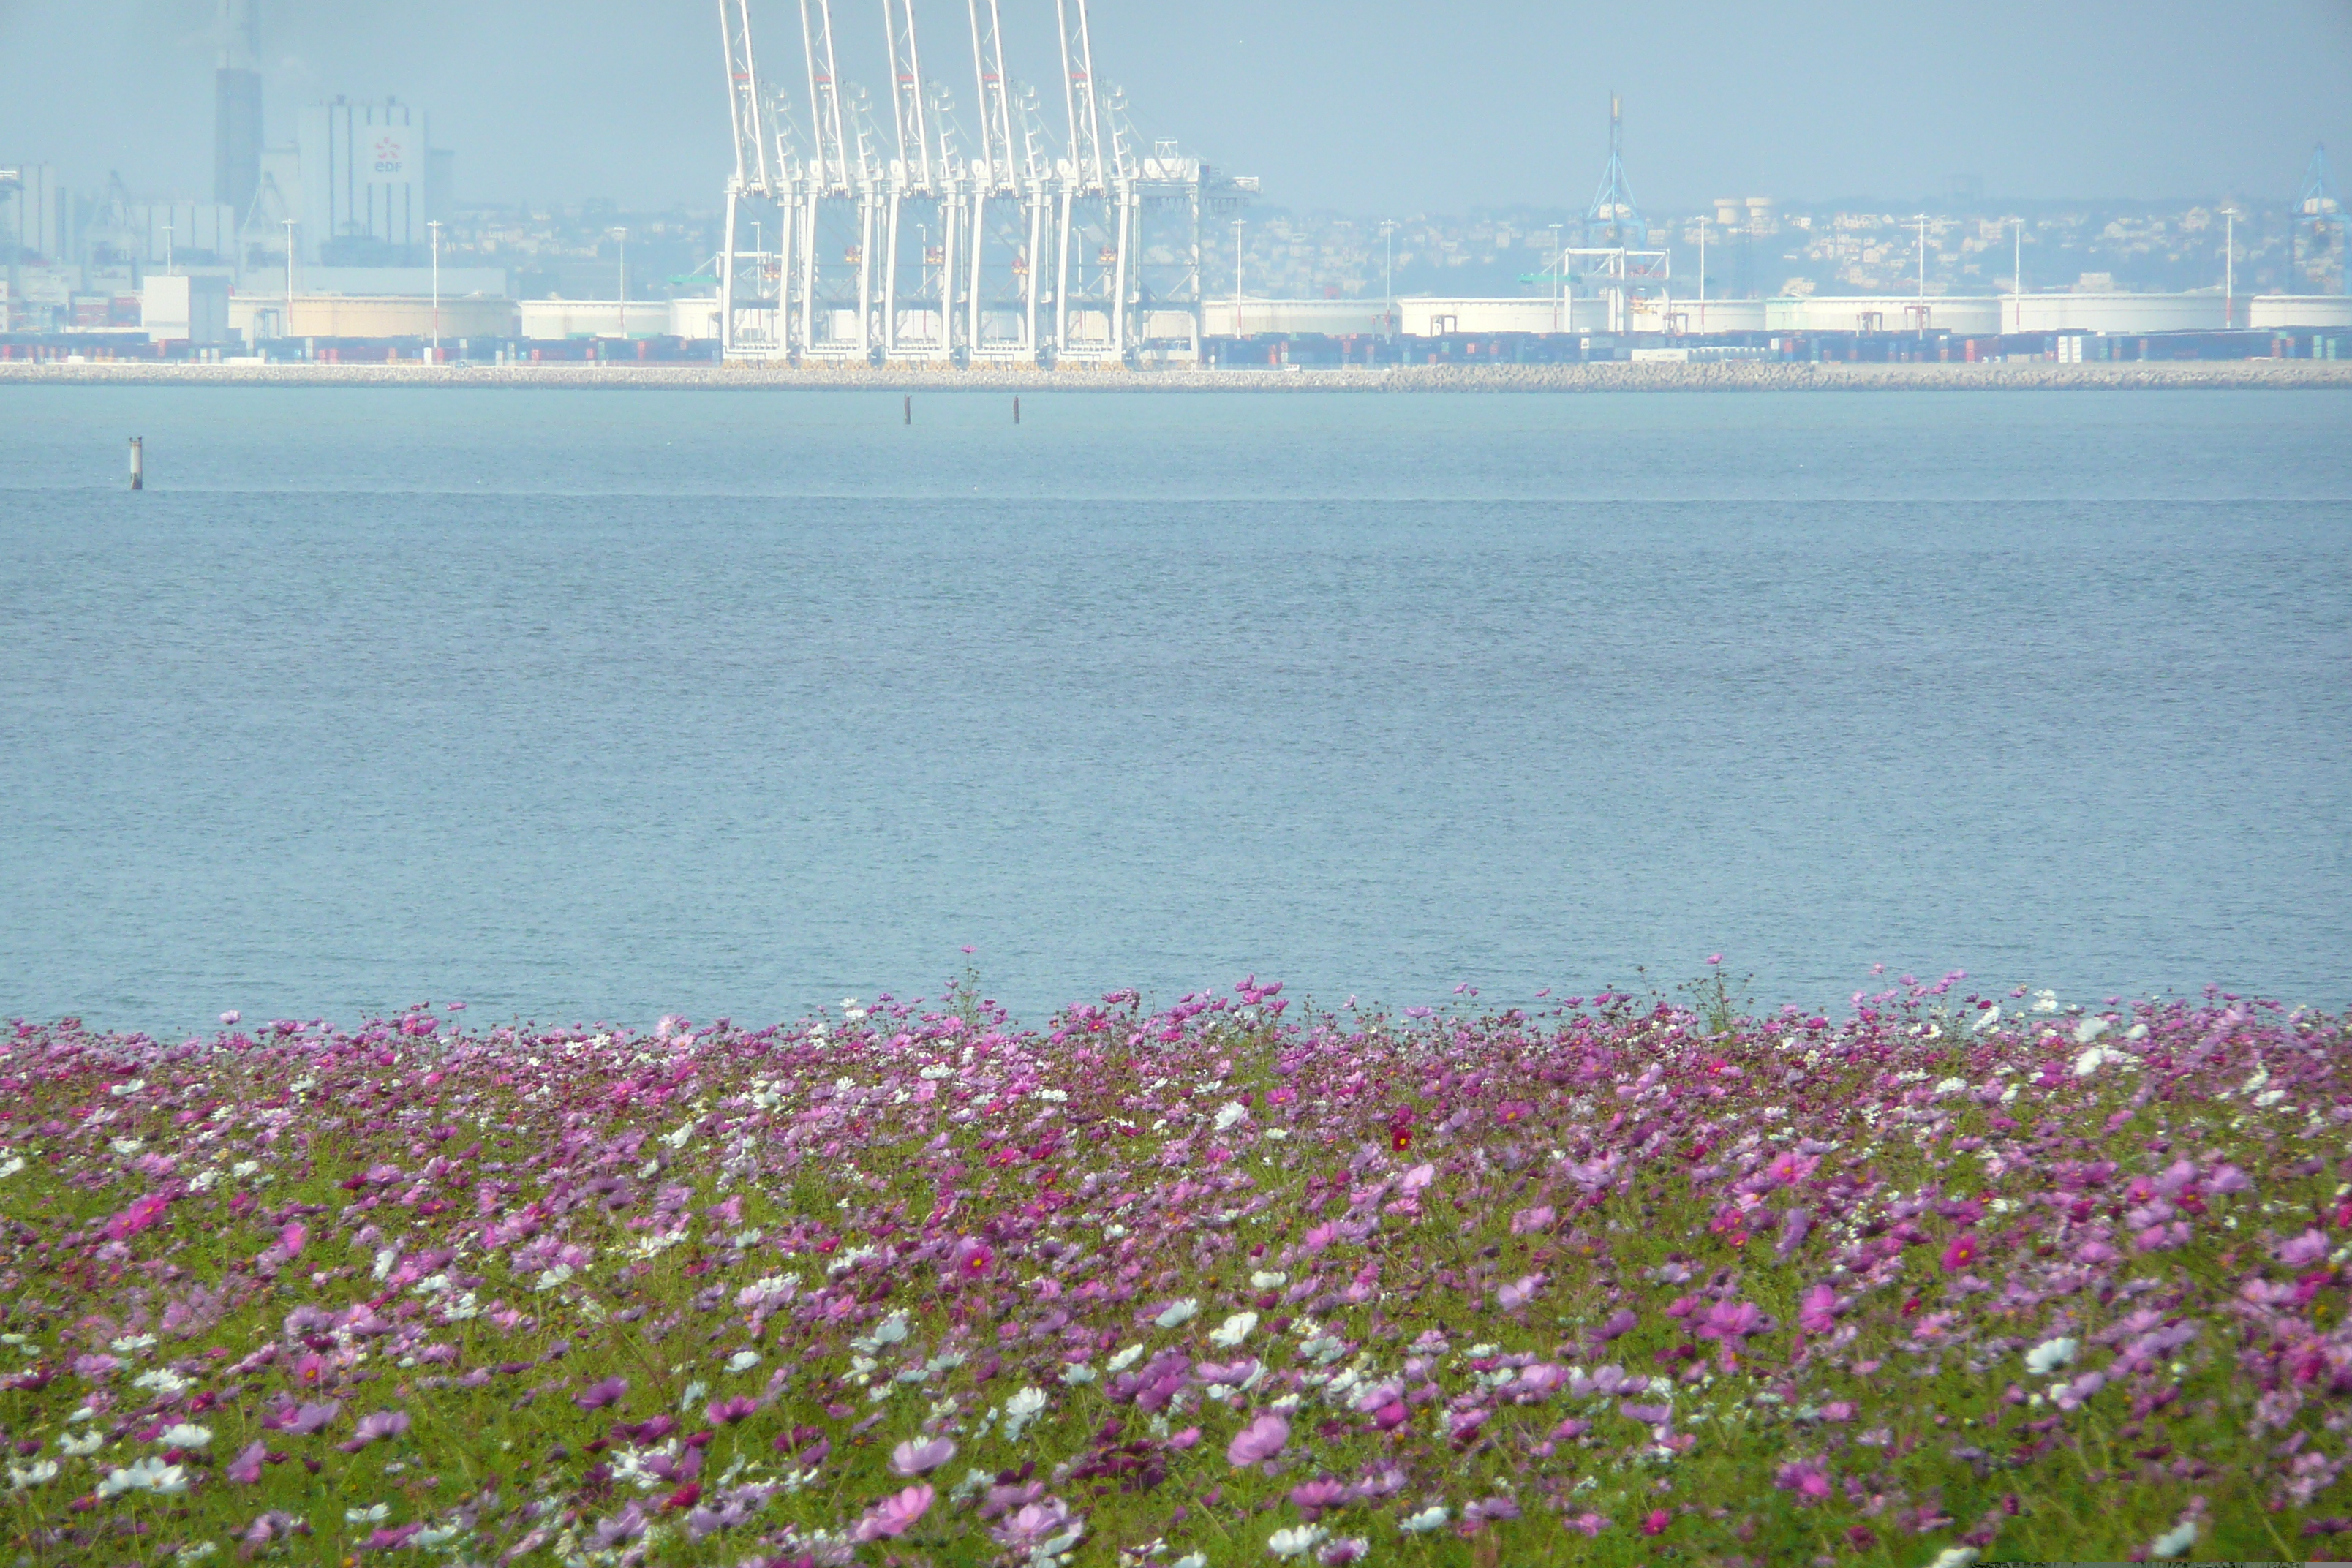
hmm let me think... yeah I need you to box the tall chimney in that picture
[214,0,263,219]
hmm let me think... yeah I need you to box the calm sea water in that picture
[1,384,2346,1032]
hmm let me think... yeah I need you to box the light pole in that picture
[162,224,173,277]
[1232,218,1244,341]
[1548,221,1563,332]
[428,219,442,363]
[2222,206,2239,328]
[1379,219,1396,339]
[282,218,297,352]
[1696,217,1705,331]
[1916,213,1926,304]
[2011,218,2022,334]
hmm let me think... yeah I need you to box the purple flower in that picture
[336,1409,410,1452]
[891,1436,956,1475]
[852,1483,935,1541]
[573,1376,629,1411]
[2277,1229,2330,1268]
[1227,1412,1289,1466]
[1776,1458,1832,1501]
[226,1441,268,1485]
[706,1395,757,1425]
[1496,1274,1544,1311]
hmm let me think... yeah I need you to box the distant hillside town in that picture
[1,0,2345,363]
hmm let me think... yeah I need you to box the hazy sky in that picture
[4,0,2348,215]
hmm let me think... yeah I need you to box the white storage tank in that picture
[2248,295,2352,329]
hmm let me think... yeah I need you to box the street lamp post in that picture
[616,227,628,336]
[2223,206,2239,328]
[1232,219,1243,342]
[428,219,442,363]
[1380,220,1396,339]
[282,218,297,353]
[1548,222,1563,332]
[2012,218,2023,334]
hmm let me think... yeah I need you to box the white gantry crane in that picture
[715,0,1238,366]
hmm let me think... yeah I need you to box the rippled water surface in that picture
[1,385,2346,1030]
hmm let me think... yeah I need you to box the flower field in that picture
[1,973,2348,1566]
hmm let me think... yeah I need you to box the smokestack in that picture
[214,0,263,218]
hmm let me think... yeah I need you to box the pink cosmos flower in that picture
[706,1396,756,1425]
[1509,1205,1556,1235]
[2277,1229,2330,1268]
[105,1193,172,1241]
[851,1484,934,1542]
[573,1377,629,1411]
[335,1409,410,1452]
[226,1441,268,1485]
[991,1496,1079,1550]
[1693,1300,1764,1341]
[1941,1232,1982,1272]
[1227,1412,1289,1465]
[891,1436,956,1475]
[1496,1274,1544,1311]
[1798,1283,1842,1333]
[1776,1459,1832,1501]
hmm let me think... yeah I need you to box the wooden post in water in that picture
[1014,396,1021,425]
[903,394,911,426]
[129,437,143,491]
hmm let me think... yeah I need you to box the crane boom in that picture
[719,0,775,195]
[966,0,1017,195]
[799,0,851,195]
[1054,0,1107,194]
[883,0,934,192]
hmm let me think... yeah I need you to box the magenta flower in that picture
[335,1409,410,1452]
[104,1192,172,1241]
[1693,1300,1764,1341]
[573,1377,629,1411]
[1798,1284,1842,1333]
[852,1483,935,1541]
[891,1436,956,1475]
[1227,1412,1289,1466]
[706,1395,757,1425]
[1775,1458,1832,1502]
[2277,1229,2330,1268]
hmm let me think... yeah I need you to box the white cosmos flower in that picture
[1251,1270,1288,1290]
[1399,1506,1450,1534]
[5,1460,58,1490]
[1210,1311,1259,1349]
[156,1424,211,1449]
[1154,1298,1199,1329]
[1215,1101,1250,1132]
[1002,1385,1048,1439]
[97,1458,186,1498]
[2149,1520,2198,1559]
[2073,1017,2110,1044]
[1106,1345,1144,1373]
[1971,1006,2002,1033]
[2023,1338,2078,1375]
[1268,1524,1327,1558]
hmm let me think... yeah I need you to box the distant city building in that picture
[295,99,453,266]
[214,0,263,219]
